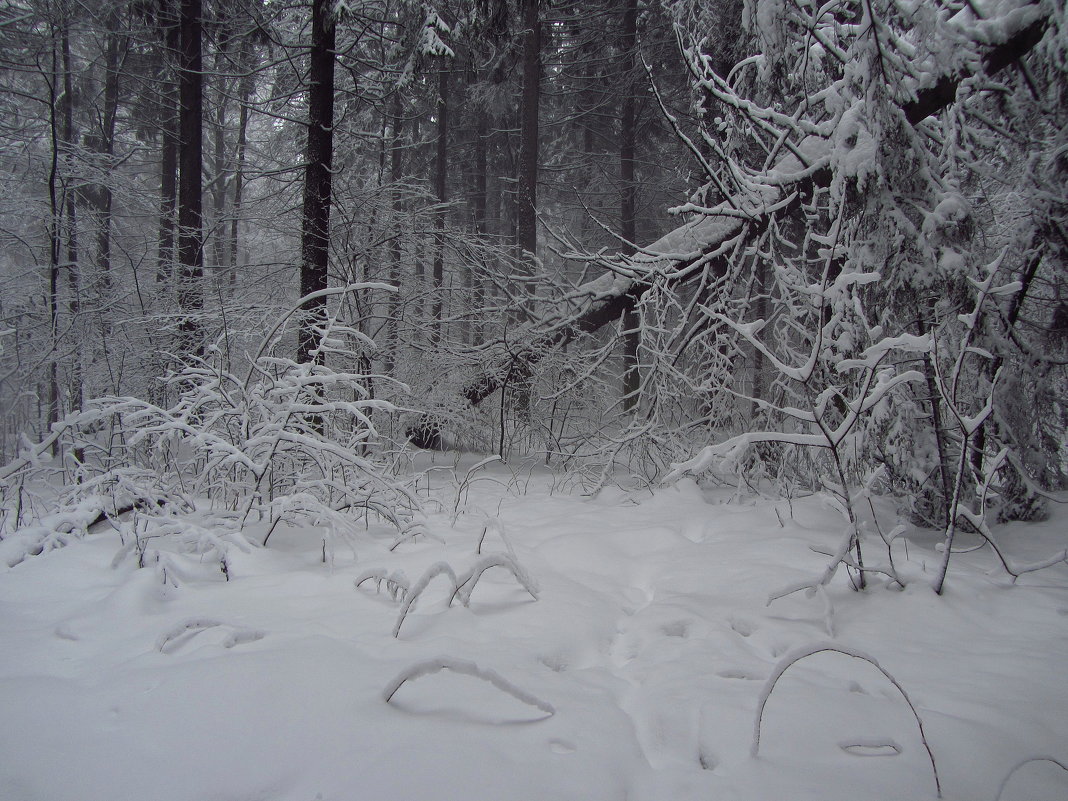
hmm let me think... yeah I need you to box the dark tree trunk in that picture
[298,0,336,364]
[228,54,255,286]
[515,0,540,258]
[177,0,204,355]
[93,16,123,295]
[384,95,403,372]
[432,63,449,344]
[157,0,179,283]
[210,28,232,275]
[211,98,227,273]
[46,31,63,449]
[61,26,82,418]
[471,98,488,345]
[619,0,639,411]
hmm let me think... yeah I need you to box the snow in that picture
[2,456,1068,800]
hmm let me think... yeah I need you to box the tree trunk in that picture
[470,97,488,346]
[61,25,83,422]
[619,0,639,412]
[177,0,204,356]
[46,33,62,451]
[432,62,449,344]
[515,0,540,258]
[211,95,227,273]
[297,0,336,364]
[210,28,232,275]
[228,52,254,286]
[384,95,403,372]
[94,16,123,295]
[157,0,179,284]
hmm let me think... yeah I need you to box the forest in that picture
[0,0,1066,799]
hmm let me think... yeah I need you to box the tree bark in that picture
[298,0,336,364]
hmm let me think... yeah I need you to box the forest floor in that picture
[1,454,1067,801]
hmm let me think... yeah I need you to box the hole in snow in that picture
[539,654,569,673]
[839,739,901,757]
[729,618,754,637]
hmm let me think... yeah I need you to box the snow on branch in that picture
[390,553,540,638]
[456,2,1049,409]
[382,656,555,717]
[392,561,461,638]
[450,553,539,607]
[156,618,265,654]
[355,569,411,602]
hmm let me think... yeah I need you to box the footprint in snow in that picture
[716,668,758,680]
[539,653,569,673]
[661,619,691,638]
[54,622,80,641]
[607,630,638,668]
[729,617,754,637]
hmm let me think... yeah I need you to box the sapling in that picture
[450,553,539,606]
[389,552,539,638]
[355,568,411,602]
[751,642,941,798]
[383,656,554,717]
[0,283,425,577]
[670,267,930,593]
[928,259,1052,593]
[392,561,462,637]
[994,756,1068,801]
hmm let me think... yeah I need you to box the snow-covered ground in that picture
[2,456,1066,801]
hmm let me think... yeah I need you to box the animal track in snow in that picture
[539,653,569,673]
[729,617,754,637]
[698,749,718,771]
[661,619,691,638]
[549,739,576,754]
[54,623,79,641]
[607,629,640,668]
[716,668,759,680]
